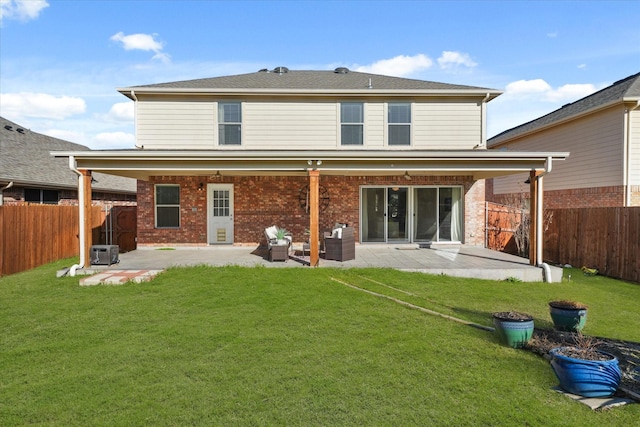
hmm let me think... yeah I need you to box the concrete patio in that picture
[76,244,562,285]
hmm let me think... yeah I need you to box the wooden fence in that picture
[487,204,640,283]
[544,207,640,283]
[0,205,136,277]
[485,202,526,257]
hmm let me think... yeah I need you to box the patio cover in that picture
[52,149,569,269]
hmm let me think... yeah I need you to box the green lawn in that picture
[1,260,638,426]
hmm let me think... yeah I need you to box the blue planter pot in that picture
[549,347,621,397]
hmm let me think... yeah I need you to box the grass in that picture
[1,260,638,426]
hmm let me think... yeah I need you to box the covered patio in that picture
[76,244,562,285]
[52,149,568,277]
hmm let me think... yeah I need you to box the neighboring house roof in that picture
[489,72,640,146]
[119,67,502,98]
[0,116,136,194]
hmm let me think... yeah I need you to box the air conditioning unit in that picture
[90,245,119,265]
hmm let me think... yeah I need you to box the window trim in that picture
[387,102,412,146]
[217,101,242,146]
[155,184,181,229]
[340,101,364,146]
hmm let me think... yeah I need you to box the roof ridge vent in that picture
[4,125,13,131]
[334,67,350,74]
[273,66,289,75]
[16,128,25,134]
[258,68,269,72]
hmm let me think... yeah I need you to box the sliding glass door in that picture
[361,188,385,242]
[413,187,438,241]
[387,187,408,242]
[361,186,462,243]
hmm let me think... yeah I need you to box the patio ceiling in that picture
[52,149,569,180]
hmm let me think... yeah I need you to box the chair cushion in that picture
[265,225,278,240]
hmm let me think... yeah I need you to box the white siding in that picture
[137,100,215,149]
[629,108,640,186]
[243,102,338,149]
[135,97,484,150]
[365,102,385,148]
[413,101,481,149]
[493,106,625,194]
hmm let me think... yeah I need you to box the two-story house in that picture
[53,67,567,267]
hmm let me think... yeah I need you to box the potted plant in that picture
[549,334,621,398]
[548,300,588,332]
[492,311,534,349]
[275,228,290,246]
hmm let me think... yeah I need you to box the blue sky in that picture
[1,0,639,149]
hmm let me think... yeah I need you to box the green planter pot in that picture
[549,302,587,332]
[492,312,534,349]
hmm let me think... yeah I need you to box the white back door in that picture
[208,184,234,244]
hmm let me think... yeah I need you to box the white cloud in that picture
[0,92,86,120]
[547,31,558,38]
[354,54,433,77]
[437,51,477,70]
[93,131,135,149]
[107,101,134,122]
[545,83,597,102]
[504,79,552,96]
[501,79,598,103]
[0,0,48,23]
[110,31,171,63]
[487,78,602,137]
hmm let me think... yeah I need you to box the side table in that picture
[269,244,289,262]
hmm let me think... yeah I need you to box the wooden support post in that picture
[528,170,538,266]
[308,170,320,267]
[81,170,93,266]
[537,174,545,265]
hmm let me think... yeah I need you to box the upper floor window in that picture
[388,103,411,146]
[341,102,363,145]
[218,102,242,145]
[155,184,180,228]
[24,188,59,204]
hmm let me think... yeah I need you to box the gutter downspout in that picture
[624,101,640,206]
[68,156,85,276]
[480,93,491,148]
[537,157,552,282]
[131,91,143,150]
[0,181,14,206]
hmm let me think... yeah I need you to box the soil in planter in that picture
[549,300,588,310]
[554,346,612,361]
[493,311,532,321]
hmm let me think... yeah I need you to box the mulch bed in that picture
[528,328,640,401]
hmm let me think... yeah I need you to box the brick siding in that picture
[1,187,136,207]
[137,175,487,246]
[487,183,634,209]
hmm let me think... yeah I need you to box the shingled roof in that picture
[119,67,499,97]
[489,72,640,146]
[0,116,136,193]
